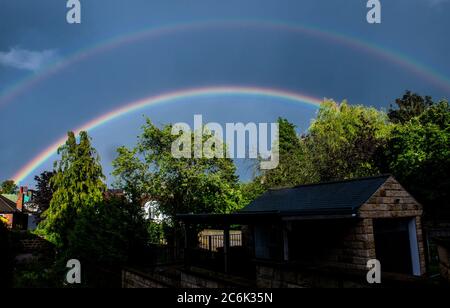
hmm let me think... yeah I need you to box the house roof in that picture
[241,174,391,216]
[177,175,393,224]
[0,194,18,214]
[1,194,18,203]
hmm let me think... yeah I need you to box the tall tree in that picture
[388,90,434,124]
[0,180,18,194]
[258,117,313,189]
[383,100,450,217]
[33,171,55,222]
[305,100,391,181]
[67,195,149,267]
[113,118,243,219]
[38,131,106,248]
[252,102,391,194]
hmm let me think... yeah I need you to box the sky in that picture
[0,0,450,187]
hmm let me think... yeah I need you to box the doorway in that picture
[373,218,421,276]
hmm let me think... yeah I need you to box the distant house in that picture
[0,194,27,229]
[0,187,38,230]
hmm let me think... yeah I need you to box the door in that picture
[373,219,413,275]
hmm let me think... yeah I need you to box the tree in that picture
[113,118,244,219]
[240,180,266,207]
[38,131,106,248]
[246,103,391,203]
[258,118,312,189]
[33,171,55,222]
[0,180,18,194]
[304,100,391,181]
[388,90,433,124]
[67,195,149,267]
[383,100,450,217]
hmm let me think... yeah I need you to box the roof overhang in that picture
[176,209,357,225]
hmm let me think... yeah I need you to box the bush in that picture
[12,260,64,288]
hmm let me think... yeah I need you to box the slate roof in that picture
[241,175,391,216]
[0,194,18,214]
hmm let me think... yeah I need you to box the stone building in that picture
[241,174,426,287]
[124,175,427,288]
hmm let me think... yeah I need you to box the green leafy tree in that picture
[33,171,55,222]
[250,101,391,199]
[305,100,392,181]
[258,118,312,189]
[38,131,106,248]
[113,118,243,219]
[67,195,149,267]
[388,90,433,124]
[384,100,450,217]
[0,180,18,194]
[240,180,266,206]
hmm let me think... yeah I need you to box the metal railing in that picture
[199,233,242,252]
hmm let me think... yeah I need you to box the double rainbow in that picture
[6,19,450,183]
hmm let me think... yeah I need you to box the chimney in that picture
[16,186,27,211]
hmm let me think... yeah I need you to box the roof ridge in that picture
[268,174,392,191]
[0,194,17,212]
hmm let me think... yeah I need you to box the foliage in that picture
[0,180,18,194]
[147,221,166,244]
[113,118,244,219]
[256,102,392,193]
[38,131,106,248]
[65,196,149,267]
[305,100,392,181]
[33,171,55,222]
[12,258,64,288]
[388,90,434,124]
[240,180,266,207]
[33,131,151,286]
[258,118,312,189]
[383,100,450,216]
[248,92,449,218]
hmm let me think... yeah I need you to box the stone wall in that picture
[255,264,429,288]
[258,178,426,285]
[122,266,253,288]
[307,177,426,273]
[436,241,450,282]
[122,268,177,288]
[335,218,376,271]
[180,271,226,288]
[359,176,426,274]
[255,264,367,288]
